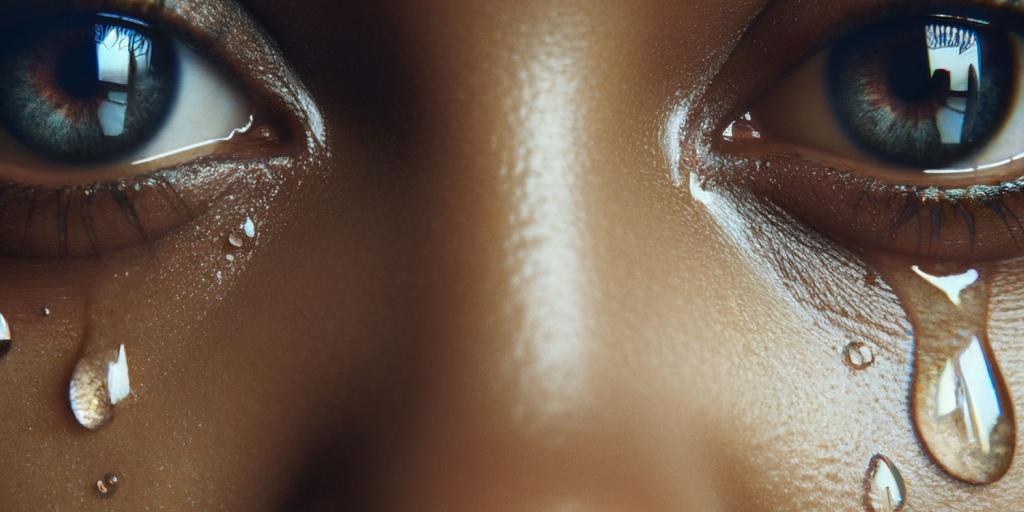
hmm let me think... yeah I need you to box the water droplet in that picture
[69,344,130,431]
[0,313,11,358]
[227,233,244,248]
[95,473,119,497]
[865,455,906,512]
[871,256,1014,484]
[844,342,875,370]
[40,307,50,317]
[243,217,256,238]
[225,254,235,262]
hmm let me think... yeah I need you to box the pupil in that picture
[54,42,100,98]
[885,36,938,103]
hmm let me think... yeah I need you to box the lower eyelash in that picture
[861,176,1024,253]
[0,173,194,257]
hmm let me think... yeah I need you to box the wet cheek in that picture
[667,175,925,509]
[0,153,330,508]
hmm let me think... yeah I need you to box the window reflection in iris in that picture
[0,13,178,163]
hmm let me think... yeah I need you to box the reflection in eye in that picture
[740,16,1024,176]
[0,12,250,166]
[830,20,1014,169]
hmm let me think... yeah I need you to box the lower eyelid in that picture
[0,152,279,258]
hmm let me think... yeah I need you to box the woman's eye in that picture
[716,10,1024,261]
[0,13,248,166]
[0,4,297,258]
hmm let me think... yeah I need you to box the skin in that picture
[1,0,1024,510]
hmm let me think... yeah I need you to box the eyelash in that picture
[773,152,1024,252]
[0,172,193,257]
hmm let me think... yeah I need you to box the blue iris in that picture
[828,17,1013,169]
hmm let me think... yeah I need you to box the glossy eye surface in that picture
[0,14,178,163]
[829,19,1014,169]
[0,12,249,169]
[745,15,1024,178]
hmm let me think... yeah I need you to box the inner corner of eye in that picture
[720,111,764,144]
[736,15,1024,173]
[0,10,256,170]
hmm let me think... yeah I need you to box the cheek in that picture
[659,172,912,509]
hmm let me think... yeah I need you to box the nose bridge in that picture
[499,9,592,426]
[408,1,596,434]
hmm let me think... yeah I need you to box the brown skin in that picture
[1,0,1024,510]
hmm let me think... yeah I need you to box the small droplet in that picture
[227,233,244,248]
[865,455,906,512]
[243,217,256,238]
[0,313,11,358]
[70,344,130,431]
[40,307,51,317]
[95,473,119,497]
[864,271,879,287]
[844,342,875,370]
[225,254,235,262]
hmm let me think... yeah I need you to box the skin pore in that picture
[0,0,1023,510]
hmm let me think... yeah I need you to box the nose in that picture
[384,4,630,510]
[339,0,759,509]
[373,4,693,511]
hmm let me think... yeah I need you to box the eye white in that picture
[127,41,252,166]
[943,34,1024,173]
